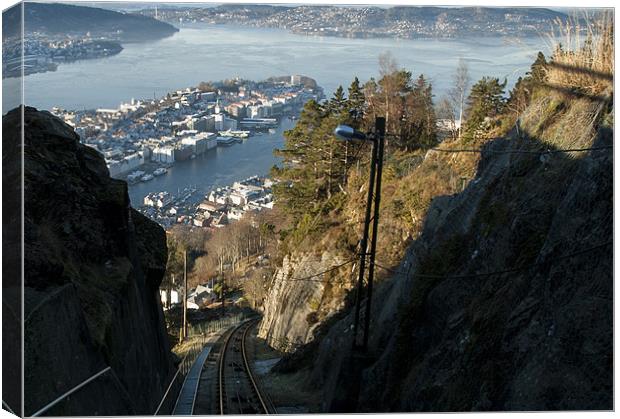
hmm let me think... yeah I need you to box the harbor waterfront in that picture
[127,118,294,208]
[47,75,314,213]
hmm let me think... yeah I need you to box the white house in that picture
[160,289,180,309]
[186,284,218,309]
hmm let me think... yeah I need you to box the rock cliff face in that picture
[258,252,349,351]
[4,107,176,415]
[260,95,613,411]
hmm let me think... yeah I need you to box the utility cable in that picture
[272,241,611,284]
[373,240,612,280]
[428,145,612,155]
[280,258,356,282]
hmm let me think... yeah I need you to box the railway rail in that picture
[189,318,276,415]
[217,319,276,415]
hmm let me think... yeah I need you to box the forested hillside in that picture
[3,3,178,41]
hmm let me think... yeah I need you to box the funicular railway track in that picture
[213,319,276,415]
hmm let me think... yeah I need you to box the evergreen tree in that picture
[400,74,437,150]
[507,76,529,115]
[378,69,413,137]
[347,77,365,125]
[463,77,507,141]
[273,99,326,219]
[327,85,348,116]
[272,95,354,224]
[506,52,547,118]
[528,51,548,83]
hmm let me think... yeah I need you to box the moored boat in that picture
[216,136,237,146]
[127,170,145,184]
[219,129,251,139]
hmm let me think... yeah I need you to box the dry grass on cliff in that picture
[342,142,482,270]
[520,93,609,152]
[545,12,614,96]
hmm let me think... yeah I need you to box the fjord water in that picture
[12,24,547,110]
[5,23,547,205]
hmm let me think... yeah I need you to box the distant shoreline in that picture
[137,4,570,41]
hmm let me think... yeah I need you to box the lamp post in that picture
[183,249,188,341]
[334,117,385,352]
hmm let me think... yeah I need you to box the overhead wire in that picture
[429,145,612,155]
[270,239,611,284]
[373,240,612,280]
[278,258,357,282]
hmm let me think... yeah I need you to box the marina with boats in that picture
[136,175,275,230]
[124,129,253,183]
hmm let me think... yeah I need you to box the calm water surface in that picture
[6,24,548,111]
[3,24,548,206]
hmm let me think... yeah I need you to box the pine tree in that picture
[328,85,348,116]
[506,52,547,118]
[399,75,437,150]
[415,75,437,148]
[463,77,507,141]
[273,99,326,219]
[272,96,353,222]
[347,77,365,125]
[528,51,548,83]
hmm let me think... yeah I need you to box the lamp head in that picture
[334,125,368,141]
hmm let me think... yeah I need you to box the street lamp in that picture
[334,117,385,351]
[333,124,368,141]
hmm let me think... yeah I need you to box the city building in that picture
[152,146,175,163]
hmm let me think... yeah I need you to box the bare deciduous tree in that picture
[243,267,271,310]
[436,96,458,141]
[450,58,470,139]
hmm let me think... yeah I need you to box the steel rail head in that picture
[240,320,271,414]
[219,324,237,414]
[219,319,258,415]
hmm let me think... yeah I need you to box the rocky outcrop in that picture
[3,107,176,415]
[320,123,612,411]
[258,252,349,351]
[262,94,613,411]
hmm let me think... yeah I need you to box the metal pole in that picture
[170,274,175,310]
[183,250,188,340]
[352,127,378,350]
[220,275,225,317]
[363,117,385,351]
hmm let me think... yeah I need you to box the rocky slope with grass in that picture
[4,107,176,415]
[260,85,613,411]
[258,127,480,358]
